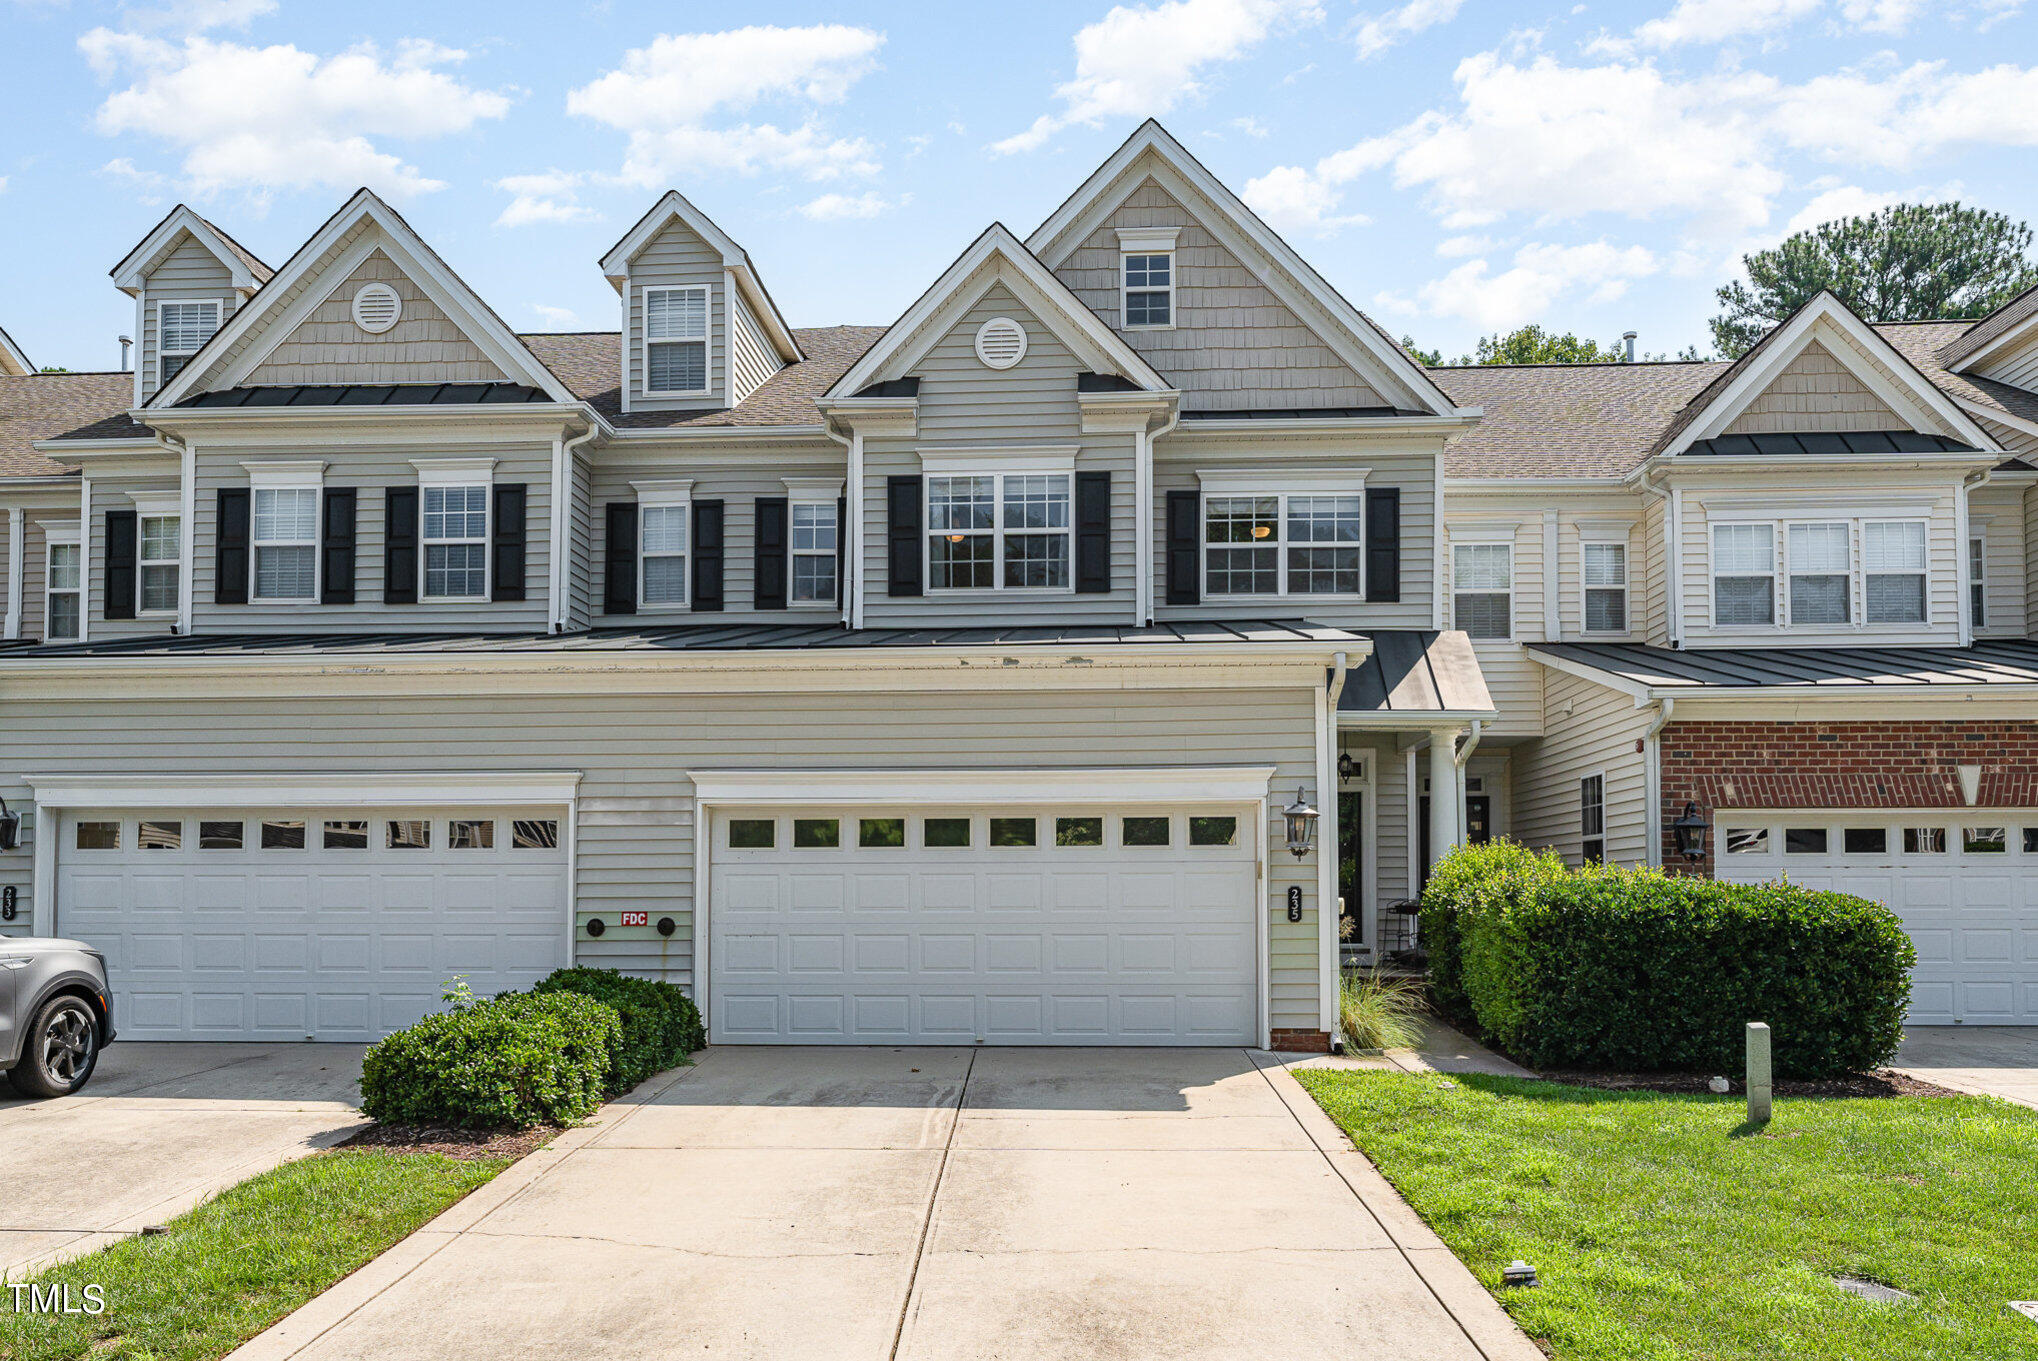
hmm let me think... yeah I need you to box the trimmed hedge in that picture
[359,991,620,1128]
[533,967,704,1091]
[1424,841,1914,1078]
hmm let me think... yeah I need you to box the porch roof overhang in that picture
[1528,639,2038,706]
[1337,629,1497,727]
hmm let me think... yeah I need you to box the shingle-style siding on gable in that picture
[625,218,726,412]
[186,219,377,394]
[1721,340,1904,436]
[246,250,504,386]
[140,234,243,403]
[1055,177,1386,412]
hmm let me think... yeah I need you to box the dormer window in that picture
[644,286,709,396]
[158,300,221,385]
[1117,227,1179,330]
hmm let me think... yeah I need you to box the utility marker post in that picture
[1746,1022,1772,1125]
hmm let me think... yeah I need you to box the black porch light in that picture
[1337,751,1357,783]
[1283,787,1320,859]
[1672,801,1708,862]
[0,798,18,853]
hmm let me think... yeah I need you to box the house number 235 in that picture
[1,885,16,921]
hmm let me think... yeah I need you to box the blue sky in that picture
[4,0,2037,371]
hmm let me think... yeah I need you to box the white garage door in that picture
[57,807,569,1040]
[1714,812,2038,1024]
[708,806,1261,1045]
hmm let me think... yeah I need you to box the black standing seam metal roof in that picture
[177,382,554,409]
[1530,640,2038,689]
[1684,430,1977,457]
[1338,630,1496,715]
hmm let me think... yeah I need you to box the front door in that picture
[1467,795,1492,846]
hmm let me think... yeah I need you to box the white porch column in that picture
[4,506,22,639]
[1427,728,1463,866]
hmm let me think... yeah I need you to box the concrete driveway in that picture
[230,1046,1539,1361]
[1,1042,366,1280]
[1896,1027,2038,1110]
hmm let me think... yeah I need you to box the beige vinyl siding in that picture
[1440,512,1541,738]
[1510,669,1651,868]
[245,251,503,386]
[627,220,725,412]
[728,291,779,405]
[860,284,1137,627]
[1975,328,2038,391]
[192,446,554,631]
[1555,510,1642,640]
[1969,482,2028,636]
[567,454,594,629]
[589,444,845,621]
[140,235,241,403]
[1154,436,1439,632]
[0,683,1326,1031]
[1721,340,1904,435]
[1053,176,1386,413]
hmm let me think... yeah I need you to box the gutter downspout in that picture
[1140,405,1181,625]
[1957,465,1991,648]
[823,418,862,628]
[4,507,23,639]
[1642,696,1675,867]
[1452,718,1483,848]
[552,422,600,633]
[152,430,193,635]
[1320,650,1349,1050]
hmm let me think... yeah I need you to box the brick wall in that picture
[1659,719,2038,875]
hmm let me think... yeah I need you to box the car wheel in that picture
[11,996,100,1098]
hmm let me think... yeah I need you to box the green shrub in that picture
[532,967,704,1092]
[1419,839,1575,1027]
[359,991,620,1128]
[1426,844,1914,1077]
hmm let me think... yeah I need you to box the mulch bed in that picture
[336,1122,561,1160]
[1534,1068,1963,1099]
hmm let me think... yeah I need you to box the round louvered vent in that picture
[974,316,1027,370]
[351,282,402,335]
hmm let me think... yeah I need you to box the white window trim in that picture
[245,462,327,606]
[1579,533,1630,638]
[922,458,1077,596]
[1118,232,1177,331]
[1970,531,1987,630]
[633,478,693,612]
[1580,770,1606,864]
[784,478,844,610]
[155,297,224,388]
[1197,486,1368,603]
[1706,516,1933,633]
[132,492,182,619]
[1863,518,1930,628]
[641,284,712,399]
[1451,539,1515,641]
[411,457,498,488]
[42,522,81,643]
[420,485,492,604]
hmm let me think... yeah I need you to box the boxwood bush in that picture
[359,990,620,1128]
[532,967,704,1092]
[1425,841,1914,1077]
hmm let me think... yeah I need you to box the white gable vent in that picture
[351,282,403,335]
[974,316,1027,370]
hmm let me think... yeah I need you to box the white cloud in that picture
[798,190,906,220]
[1353,0,1464,59]
[992,0,1322,155]
[120,0,277,32]
[1779,183,1902,235]
[568,25,884,185]
[1407,240,1658,330]
[1835,0,1926,30]
[81,30,510,199]
[494,171,599,228]
[1767,60,2038,169]
[530,304,582,329]
[1626,0,1820,49]
[1435,233,1496,257]
[1230,115,1270,137]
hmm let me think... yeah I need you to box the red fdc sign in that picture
[618,911,649,928]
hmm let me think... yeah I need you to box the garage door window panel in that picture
[1905,827,1947,854]
[1123,816,1170,847]
[1724,827,1768,854]
[388,820,431,850]
[1963,827,2007,854]
[450,819,494,849]
[728,818,775,849]
[200,821,244,849]
[793,818,839,849]
[1784,827,1828,854]
[512,819,558,849]
[261,820,306,850]
[990,817,1037,847]
[858,818,905,848]
[1189,816,1237,847]
[323,820,369,851]
[139,821,181,851]
[1055,817,1104,847]
[925,818,971,848]
[1844,827,1887,855]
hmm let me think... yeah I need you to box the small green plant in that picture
[441,975,476,1009]
[1337,969,1426,1051]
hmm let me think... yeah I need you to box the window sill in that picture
[1202,592,1367,605]
[420,595,493,605]
[248,597,318,607]
[1122,324,1175,332]
[641,389,713,400]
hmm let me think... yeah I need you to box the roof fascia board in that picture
[0,325,32,376]
[1960,399,2038,444]
[828,226,1171,398]
[1522,646,1656,699]
[1174,413,1475,437]
[111,206,261,294]
[1336,708,1501,728]
[600,190,741,275]
[1025,124,1460,418]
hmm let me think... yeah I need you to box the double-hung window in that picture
[138,514,181,614]
[1970,535,1987,628]
[632,479,692,607]
[1865,520,1927,624]
[157,300,220,386]
[927,471,1071,591]
[44,529,81,641]
[422,486,489,599]
[1711,524,1775,626]
[252,488,318,602]
[1787,522,1850,625]
[1202,492,1363,597]
[791,499,838,604]
[1452,542,1514,640]
[644,286,708,396]
[1582,541,1628,634]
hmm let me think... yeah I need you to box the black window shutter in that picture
[753,496,788,610]
[491,483,527,603]
[215,487,250,605]
[384,486,419,605]
[835,495,848,607]
[887,475,923,597]
[104,509,138,620]
[1165,490,1200,606]
[321,487,356,605]
[1365,487,1401,603]
[692,499,724,611]
[1076,470,1111,594]
[604,503,638,615]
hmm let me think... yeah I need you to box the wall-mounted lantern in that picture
[0,798,18,853]
[1283,787,1320,859]
[1672,802,1708,862]
[1337,751,1358,783]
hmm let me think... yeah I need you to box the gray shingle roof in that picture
[521,326,884,429]
[1431,360,1729,478]
[1935,283,2038,368]
[1875,320,2038,427]
[0,371,140,478]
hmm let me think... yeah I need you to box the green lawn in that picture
[0,1149,509,1361]
[1297,1068,2038,1361]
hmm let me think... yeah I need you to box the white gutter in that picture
[1453,718,1483,770]
[1172,413,1478,437]
[1319,650,1349,1048]
[1957,464,1991,647]
[1140,405,1182,624]
[551,425,601,632]
[822,419,861,628]
[1641,697,1675,868]
[77,476,90,644]
[1635,467,1676,649]
[158,430,194,634]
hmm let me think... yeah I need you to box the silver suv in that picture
[1,939,115,1098]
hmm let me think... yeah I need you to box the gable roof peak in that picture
[599,189,803,363]
[110,203,272,295]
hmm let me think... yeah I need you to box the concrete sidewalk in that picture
[226,1044,1543,1361]
[1895,1027,2038,1110]
[1,1043,367,1280]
